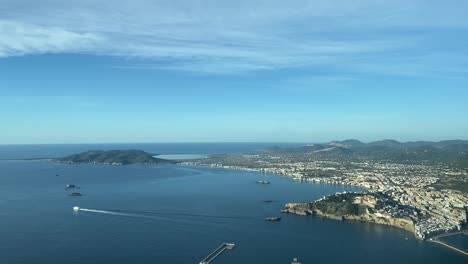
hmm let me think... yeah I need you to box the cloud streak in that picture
[0,20,103,57]
[0,0,467,75]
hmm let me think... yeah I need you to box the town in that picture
[183,152,468,240]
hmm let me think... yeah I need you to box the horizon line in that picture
[0,138,467,146]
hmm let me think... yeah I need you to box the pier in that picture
[199,243,235,264]
[430,230,468,257]
[431,240,468,256]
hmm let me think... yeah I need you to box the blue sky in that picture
[0,0,467,144]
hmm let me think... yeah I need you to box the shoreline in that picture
[282,204,416,236]
[182,163,367,189]
[4,157,467,257]
[284,205,468,256]
[188,163,468,256]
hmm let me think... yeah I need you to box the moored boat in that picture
[257,180,270,184]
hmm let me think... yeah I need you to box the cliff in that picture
[283,193,416,235]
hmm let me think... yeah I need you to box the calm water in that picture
[441,234,468,252]
[0,144,466,263]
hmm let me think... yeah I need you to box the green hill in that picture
[56,150,174,165]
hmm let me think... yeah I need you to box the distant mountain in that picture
[329,139,365,148]
[267,144,352,157]
[367,139,405,149]
[56,150,174,165]
[268,139,468,168]
[319,146,353,155]
[268,144,326,153]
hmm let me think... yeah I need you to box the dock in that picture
[199,243,235,264]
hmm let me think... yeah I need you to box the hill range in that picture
[268,139,468,168]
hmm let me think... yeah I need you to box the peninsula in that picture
[56,150,174,165]
[282,192,417,235]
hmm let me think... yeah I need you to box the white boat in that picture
[291,257,301,264]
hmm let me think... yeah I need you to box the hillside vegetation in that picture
[57,150,174,165]
[269,139,468,168]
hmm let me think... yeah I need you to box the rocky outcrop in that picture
[282,203,313,216]
[282,202,416,235]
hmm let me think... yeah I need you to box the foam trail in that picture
[77,208,182,222]
[78,208,141,218]
[77,208,218,237]
[78,208,262,221]
[105,208,262,221]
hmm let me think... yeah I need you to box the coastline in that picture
[181,162,366,189]
[187,163,418,235]
[3,155,466,263]
[283,203,468,257]
[46,153,468,256]
[282,203,416,235]
[186,162,468,256]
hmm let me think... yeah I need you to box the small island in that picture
[56,150,175,166]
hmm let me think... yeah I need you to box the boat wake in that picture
[77,208,141,218]
[75,207,263,221]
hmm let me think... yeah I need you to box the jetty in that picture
[430,230,468,256]
[432,240,468,256]
[199,243,235,264]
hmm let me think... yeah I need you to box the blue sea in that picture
[0,144,466,263]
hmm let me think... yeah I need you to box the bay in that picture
[0,144,466,263]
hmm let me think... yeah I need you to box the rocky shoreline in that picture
[282,199,416,237]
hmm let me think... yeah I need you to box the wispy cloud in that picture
[0,20,103,57]
[0,0,467,75]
